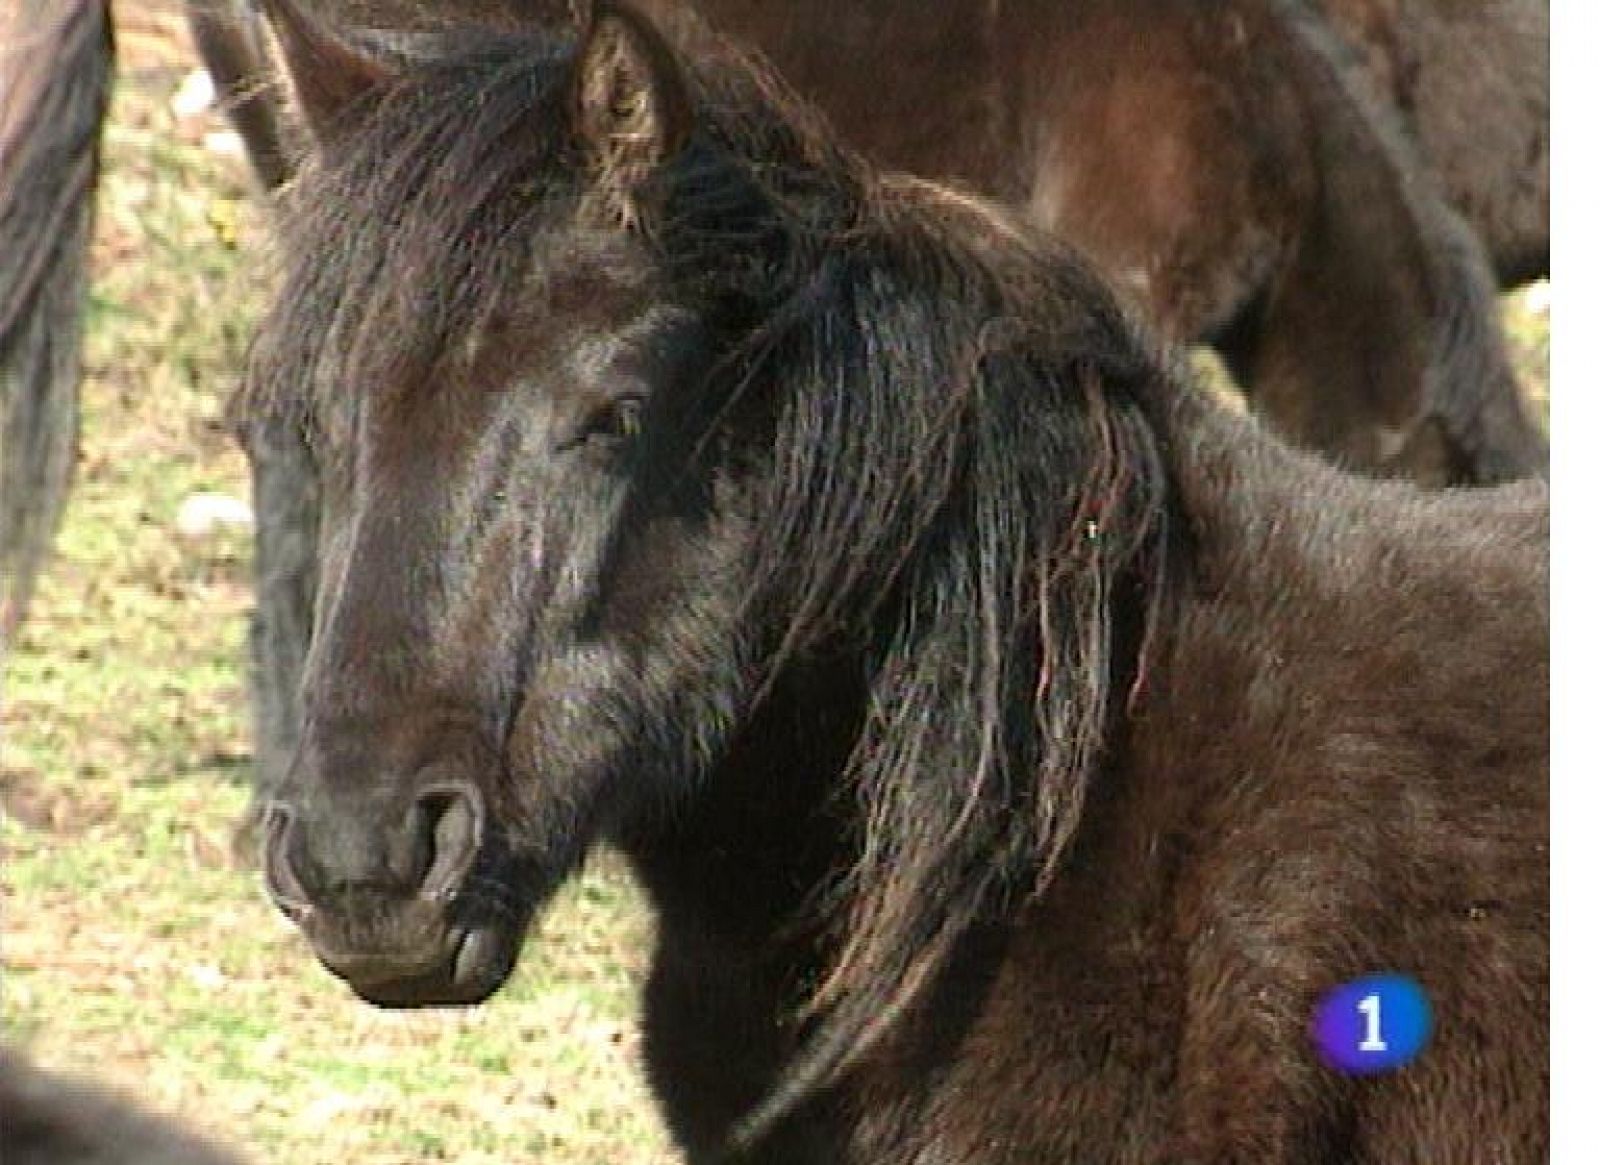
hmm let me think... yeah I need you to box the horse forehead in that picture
[468,282,695,391]
[568,301,697,374]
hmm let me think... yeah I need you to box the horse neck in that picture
[614,655,864,958]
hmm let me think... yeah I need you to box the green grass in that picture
[1,5,1549,1163]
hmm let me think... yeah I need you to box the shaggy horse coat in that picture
[223,0,1555,817]
[196,0,1549,482]
[246,3,1548,1161]
[0,0,1547,812]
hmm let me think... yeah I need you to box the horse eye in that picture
[566,395,645,450]
[609,396,644,440]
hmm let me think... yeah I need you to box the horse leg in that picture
[0,0,111,647]
[1217,183,1547,486]
[1024,0,1544,486]
[185,0,296,191]
[1020,6,1301,353]
[1216,3,1547,485]
[1317,0,1549,287]
[185,1,314,817]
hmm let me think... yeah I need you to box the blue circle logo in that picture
[1311,974,1432,1075]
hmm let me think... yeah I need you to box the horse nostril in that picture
[263,803,314,923]
[416,782,484,903]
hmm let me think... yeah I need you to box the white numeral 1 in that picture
[1357,993,1388,1053]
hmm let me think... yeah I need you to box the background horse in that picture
[0,0,1549,802]
[247,2,1547,1160]
[648,0,1547,483]
[0,1046,248,1165]
[1317,0,1548,286]
[195,0,1549,483]
[0,0,110,647]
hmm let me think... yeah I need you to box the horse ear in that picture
[259,0,400,148]
[571,1,692,227]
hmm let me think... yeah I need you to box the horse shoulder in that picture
[882,474,1548,1162]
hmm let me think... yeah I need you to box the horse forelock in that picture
[237,27,579,447]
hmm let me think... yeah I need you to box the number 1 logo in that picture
[1356,992,1388,1053]
[1312,975,1431,1075]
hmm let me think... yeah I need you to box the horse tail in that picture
[1411,197,1551,484]
[0,0,114,647]
[1279,0,1548,484]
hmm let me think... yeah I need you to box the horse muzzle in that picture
[262,796,525,1007]
[303,911,519,1007]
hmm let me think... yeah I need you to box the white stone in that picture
[176,493,254,539]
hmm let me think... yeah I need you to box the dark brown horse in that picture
[0,0,1548,796]
[200,0,1552,808]
[246,2,1548,1160]
[1316,0,1549,286]
[200,0,1550,483]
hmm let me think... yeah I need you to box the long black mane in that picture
[243,18,1195,1136]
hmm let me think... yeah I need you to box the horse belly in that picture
[1013,0,1309,342]
[666,0,1026,197]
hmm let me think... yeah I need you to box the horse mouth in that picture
[298,902,525,1008]
[302,915,521,1004]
